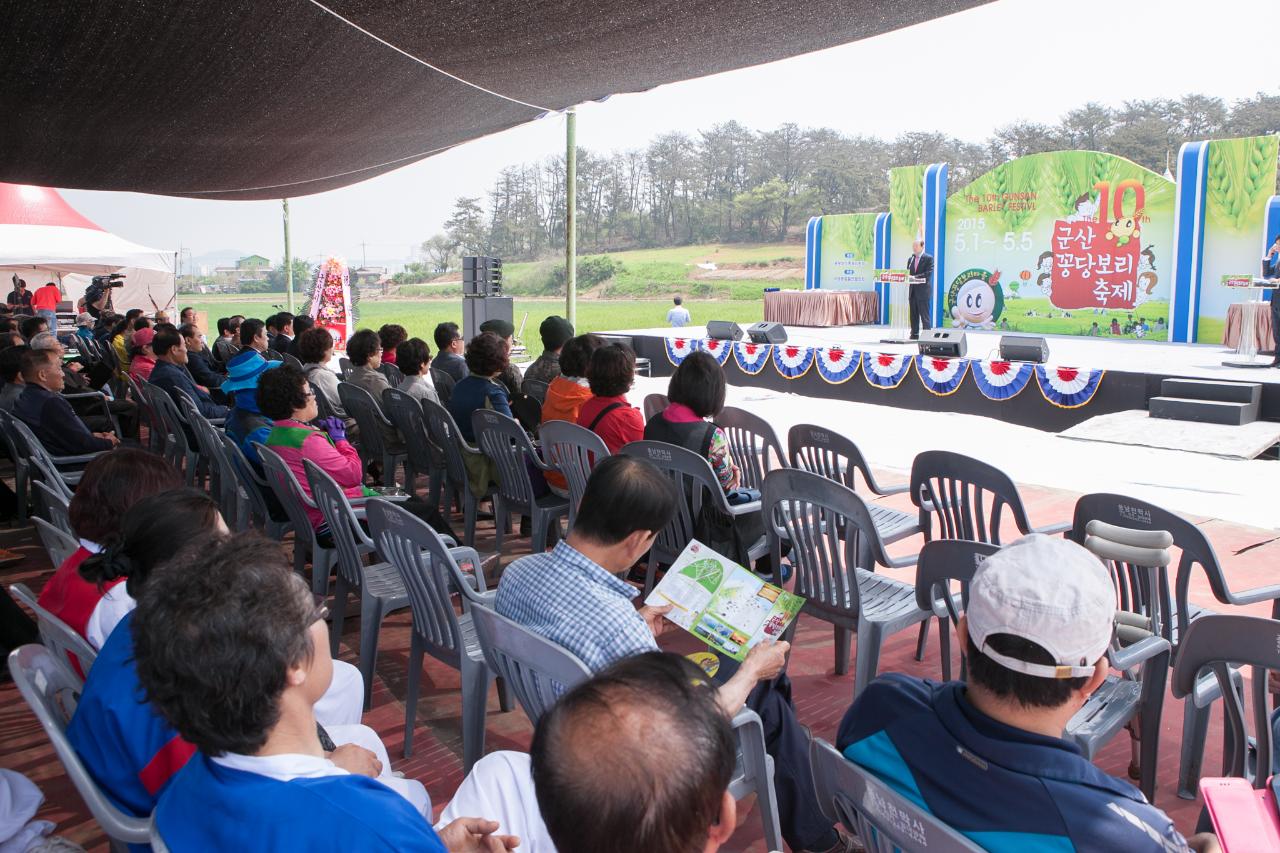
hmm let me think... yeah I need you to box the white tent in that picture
[0,183,175,314]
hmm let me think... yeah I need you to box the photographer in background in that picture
[6,277,32,315]
[83,273,125,319]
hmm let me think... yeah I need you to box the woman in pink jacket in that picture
[257,363,456,544]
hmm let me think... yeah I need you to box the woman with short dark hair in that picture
[378,324,408,365]
[395,337,439,405]
[37,448,181,656]
[576,343,644,453]
[296,326,351,425]
[645,350,740,491]
[447,332,512,444]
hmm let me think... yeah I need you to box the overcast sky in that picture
[60,0,1280,268]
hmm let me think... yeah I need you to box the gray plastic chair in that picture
[256,443,336,597]
[0,410,32,524]
[423,399,493,547]
[910,449,1071,543]
[4,411,99,508]
[221,433,290,539]
[9,645,151,852]
[762,468,929,691]
[32,478,73,537]
[619,440,768,595]
[642,392,668,422]
[338,356,353,380]
[716,405,786,491]
[379,361,404,387]
[366,500,501,770]
[469,602,783,850]
[1068,492,1280,798]
[33,516,78,569]
[310,381,335,420]
[811,737,983,853]
[10,583,98,677]
[306,460,409,709]
[1172,614,1280,786]
[149,815,170,853]
[338,380,407,486]
[173,391,218,490]
[1064,519,1172,801]
[382,388,445,509]
[912,539,999,681]
[788,423,919,546]
[537,420,609,531]
[146,382,198,485]
[471,409,569,557]
[429,368,454,405]
[282,351,303,369]
[521,378,549,404]
[188,412,248,531]
[126,373,166,454]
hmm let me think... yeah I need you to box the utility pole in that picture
[282,199,295,313]
[361,241,368,268]
[565,106,577,325]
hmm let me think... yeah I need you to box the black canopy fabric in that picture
[1,0,990,200]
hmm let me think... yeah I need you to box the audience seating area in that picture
[2,315,1275,852]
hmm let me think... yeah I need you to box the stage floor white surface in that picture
[613,324,1280,382]
[615,325,1279,532]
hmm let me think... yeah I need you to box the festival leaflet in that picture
[644,539,803,662]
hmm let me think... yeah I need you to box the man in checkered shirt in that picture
[496,455,851,853]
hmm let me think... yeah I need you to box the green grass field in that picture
[183,295,763,341]
[987,296,1171,341]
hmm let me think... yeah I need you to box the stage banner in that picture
[816,213,878,290]
[889,165,926,269]
[1193,135,1280,343]
[944,151,1175,340]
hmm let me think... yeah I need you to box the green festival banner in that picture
[888,164,926,271]
[817,212,878,290]
[1194,134,1280,342]
[943,151,1175,340]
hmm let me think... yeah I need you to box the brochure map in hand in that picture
[644,539,804,662]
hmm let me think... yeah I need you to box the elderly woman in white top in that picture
[395,337,440,406]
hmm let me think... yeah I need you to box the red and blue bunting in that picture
[915,356,970,396]
[700,338,733,365]
[664,337,700,366]
[863,353,913,389]
[972,360,1034,400]
[733,341,771,375]
[1035,365,1105,408]
[772,344,815,379]
[815,347,862,384]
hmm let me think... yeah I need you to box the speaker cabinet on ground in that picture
[706,320,744,341]
[916,329,967,358]
[747,322,788,345]
[999,335,1050,363]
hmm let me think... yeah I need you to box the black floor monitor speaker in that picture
[706,320,744,341]
[747,322,788,345]
[917,329,967,358]
[999,335,1050,363]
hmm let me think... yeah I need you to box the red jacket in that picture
[576,394,644,454]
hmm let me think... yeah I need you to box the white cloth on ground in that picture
[0,769,54,852]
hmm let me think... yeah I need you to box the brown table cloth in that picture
[1223,301,1274,351]
[763,289,879,326]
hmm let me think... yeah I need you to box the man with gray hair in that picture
[29,331,137,436]
[837,534,1217,852]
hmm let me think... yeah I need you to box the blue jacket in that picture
[447,375,511,442]
[13,384,113,456]
[157,753,445,852]
[150,359,229,421]
[186,347,224,389]
[837,675,1187,852]
[226,389,272,467]
[67,613,194,818]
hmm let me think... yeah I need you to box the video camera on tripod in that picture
[84,272,126,315]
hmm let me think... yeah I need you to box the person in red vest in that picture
[31,280,62,334]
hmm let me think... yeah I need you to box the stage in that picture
[608,324,1280,432]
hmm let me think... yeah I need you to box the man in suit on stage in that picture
[907,240,935,340]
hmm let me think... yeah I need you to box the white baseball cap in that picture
[966,534,1115,679]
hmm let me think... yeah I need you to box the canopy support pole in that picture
[565,107,577,326]
[283,198,294,313]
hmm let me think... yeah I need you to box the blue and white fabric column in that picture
[921,164,949,327]
[1168,141,1209,343]
[874,212,891,324]
[804,216,822,290]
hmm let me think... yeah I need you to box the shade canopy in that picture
[0,0,989,200]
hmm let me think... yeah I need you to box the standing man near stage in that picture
[908,240,934,340]
[1264,234,1280,366]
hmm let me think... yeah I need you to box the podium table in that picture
[763,290,878,327]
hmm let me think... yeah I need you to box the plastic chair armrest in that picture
[49,451,105,466]
[1109,635,1170,672]
[727,499,762,517]
[730,705,764,732]
[1227,583,1280,607]
[883,551,919,570]
[871,481,911,497]
[1030,520,1073,536]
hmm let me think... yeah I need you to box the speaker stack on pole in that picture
[462,256,511,340]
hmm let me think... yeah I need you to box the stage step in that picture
[1159,378,1261,406]
[1149,397,1258,426]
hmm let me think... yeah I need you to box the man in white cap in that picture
[836,534,1217,852]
